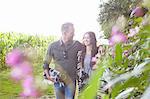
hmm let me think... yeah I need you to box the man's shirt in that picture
[43,40,83,81]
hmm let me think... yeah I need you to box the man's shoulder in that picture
[48,40,60,47]
[73,40,84,49]
[74,40,82,45]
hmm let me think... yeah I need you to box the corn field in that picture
[0,32,56,71]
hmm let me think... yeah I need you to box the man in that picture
[43,22,83,99]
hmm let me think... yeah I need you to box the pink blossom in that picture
[10,67,24,80]
[128,30,136,37]
[6,48,40,98]
[22,76,34,88]
[10,63,33,80]
[20,89,39,97]
[21,77,35,97]
[30,89,39,97]
[130,7,145,17]
[20,62,33,75]
[109,33,127,46]
[22,88,32,97]
[128,27,140,37]
[21,77,39,97]
[111,26,120,35]
[6,49,23,66]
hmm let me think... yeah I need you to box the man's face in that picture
[65,26,74,41]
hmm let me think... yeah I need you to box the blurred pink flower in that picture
[109,33,127,46]
[21,76,39,97]
[6,48,40,98]
[129,29,137,37]
[6,49,23,66]
[20,89,39,97]
[10,62,33,81]
[20,62,33,75]
[22,88,32,97]
[10,67,24,80]
[111,26,120,35]
[128,27,140,37]
[130,7,145,17]
[22,76,34,88]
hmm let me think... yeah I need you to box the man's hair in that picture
[61,22,74,33]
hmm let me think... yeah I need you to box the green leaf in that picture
[115,44,123,64]
[79,56,111,99]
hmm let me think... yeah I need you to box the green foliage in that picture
[0,33,56,98]
[0,32,55,71]
[81,0,150,98]
[79,50,113,99]
[0,63,55,98]
[98,0,140,38]
[114,44,123,63]
[0,70,22,98]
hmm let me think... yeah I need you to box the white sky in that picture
[0,0,101,40]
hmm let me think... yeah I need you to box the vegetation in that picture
[0,0,150,98]
[98,0,141,38]
[80,0,150,98]
[0,32,56,98]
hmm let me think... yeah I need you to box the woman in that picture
[82,31,98,75]
[78,31,98,90]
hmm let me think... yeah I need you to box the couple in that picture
[43,22,98,99]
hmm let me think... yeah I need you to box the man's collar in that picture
[59,39,74,46]
[59,40,63,46]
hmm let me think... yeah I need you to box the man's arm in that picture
[43,44,54,82]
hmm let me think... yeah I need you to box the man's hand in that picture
[47,76,55,82]
[44,69,55,82]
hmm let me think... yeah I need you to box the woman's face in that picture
[83,33,91,46]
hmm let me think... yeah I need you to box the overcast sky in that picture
[0,0,101,40]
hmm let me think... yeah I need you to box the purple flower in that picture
[22,76,33,88]
[21,76,39,97]
[111,26,120,35]
[6,49,40,98]
[20,62,33,75]
[20,89,39,97]
[109,33,127,46]
[130,7,145,17]
[6,49,23,66]
[10,67,24,80]
[128,27,140,37]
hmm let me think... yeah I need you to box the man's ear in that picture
[62,32,65,36]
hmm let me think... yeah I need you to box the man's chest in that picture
[52,44,81,60]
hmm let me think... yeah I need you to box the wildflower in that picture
[111,26,120,35]
[10,67,23,80]
[109,33,127,46]
[5,49,40,98]
[128,26,140,37]
[6,49,23,66]
[130,7,148,17]
[20,62,33,75]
